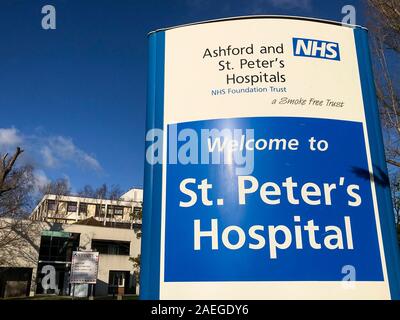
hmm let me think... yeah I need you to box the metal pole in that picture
[89,284,94,300]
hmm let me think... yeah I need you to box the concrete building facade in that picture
[30,188,143,228]
[0,219,141,298]
[0,188,143,298]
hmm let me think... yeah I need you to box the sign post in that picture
[140,16,400,300]
[70,251,99,299]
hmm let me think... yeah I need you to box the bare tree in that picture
[77,185,95,198]
[367,1,400,237]
[0,148,39,268]
[0,148,35,219]
[77,183,123,201]
[367,1,400,167]
[94,184,108,225]
[131,205,142,238]
[39,178,71,222]
[0,147,24,197]
[129,253,141,291]
[94,183,107,200]
[107,185,124,228]
[390,173,400,241]
[77,183,124,226]
[108,184,123,201]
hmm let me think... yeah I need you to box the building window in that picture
[107,206,114,216]
[47,200,56,211]
[67,202,77,212]
[95,205,105,217]
[105,206,125,216]
[39,232,80,262]
[132,206,142,220]
[91,240,130,255]
[79,203,88,214]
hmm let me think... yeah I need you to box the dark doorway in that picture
[108,270,134,295]
[0,267,33,298]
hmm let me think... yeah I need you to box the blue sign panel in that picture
[164,117,382,282]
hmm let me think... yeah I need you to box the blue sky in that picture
[0,0,366,194]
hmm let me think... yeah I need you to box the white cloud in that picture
[49,136,76,158]
[0,127,103,174]
[0,127,23,148]
[33,169,51,191]
[46,136,102,172]
[40,146,57,167]
[81,153,102,171]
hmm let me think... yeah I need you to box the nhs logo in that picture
[293,37,340,61]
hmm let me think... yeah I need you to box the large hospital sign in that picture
[140,16,400,299]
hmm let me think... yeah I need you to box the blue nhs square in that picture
[293,37,340,61]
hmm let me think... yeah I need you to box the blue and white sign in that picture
[141,16,400,299]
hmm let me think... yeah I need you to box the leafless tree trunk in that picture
[0,147,24,196]
[0,147,35,220]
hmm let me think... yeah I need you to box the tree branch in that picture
[387,159,400,168]
[0,147,24,196]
